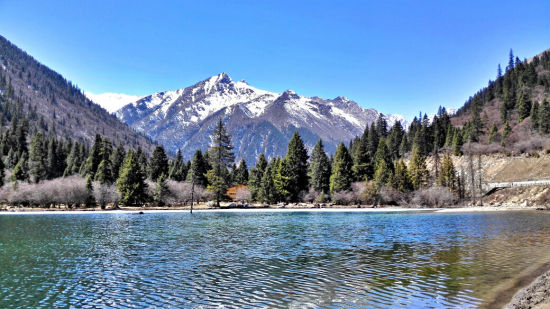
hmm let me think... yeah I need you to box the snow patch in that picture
[85,92,142,113]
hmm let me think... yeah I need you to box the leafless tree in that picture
[235,187,252,202]
[93,182,120,209]
[412,187,456,207]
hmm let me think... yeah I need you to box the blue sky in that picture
[1,0,549,119]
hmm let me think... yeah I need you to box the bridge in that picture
[482,180,550,196]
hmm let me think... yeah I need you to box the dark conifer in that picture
[329,143,353,194]
[116,150,148,205]
[148,146,169,181]
[309,139,331,194]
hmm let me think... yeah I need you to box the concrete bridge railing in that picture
[482,180,550,195]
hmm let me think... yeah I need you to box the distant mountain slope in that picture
[0,35,155,152]
[116,73,404,164]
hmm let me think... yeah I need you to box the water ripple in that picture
[2,211,550,308]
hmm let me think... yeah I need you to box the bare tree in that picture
[467,142,476,205]
[235,187,252,202]
[477,153,483,206]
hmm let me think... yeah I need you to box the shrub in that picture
[235,187,252,202]
[165,180,211,205]
[412,186,456,207]
[332,190,355,205]
[0,176,89,207]
[93,182,120,209]
[302,188,320,203]
[379,186,408,205]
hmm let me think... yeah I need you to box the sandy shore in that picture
[0,206,432,215]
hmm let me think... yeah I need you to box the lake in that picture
[1,210,550,308]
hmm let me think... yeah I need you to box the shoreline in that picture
[0,205,546,215]
[504,265,550,309]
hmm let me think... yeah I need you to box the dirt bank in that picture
[505,268,550,309]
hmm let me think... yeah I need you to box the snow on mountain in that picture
[85,92,142,113]
[385,113,408,128]
[116,73,383,164]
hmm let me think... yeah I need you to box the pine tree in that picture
[148,146,169,181]
[309,139,331,194]
[10,153,29,182]
[329,143,353,194]
[506,49,515,72]
[274,158,292,201]
[85,175,95,207]
[452,131,463,156]
[136,147,148,175]
[95,159,114,184]
[248,153,267,201]
[233,159,249,185]
[116,150,148,206]
[409,146,429,190]
[46,138,58,179]
[374,139,393,176]
[437,154,456,190]
[84,134,103,178]
[168,149,186,181]
[0,155,4,187]
[280,132,309,201]
[260,164,277,204]
[206,119,235,207]
[517,91,531,122]
[373,160,391,186]
[500,100,508,122]
[539,100,550,134]
[153,174,169,206]
[389,160,412,191]
[501,120,512,146]
[376,115,388,137]
[188,150,208,187]
[531,101,540,132]
[488,124,498,143]
[367,124,379,159]
[29,133,47,183]
[111,144,126,179]
[63,143,78,176]
[352,127,370,181]
[387,122,404,159]
[399,134,409,157]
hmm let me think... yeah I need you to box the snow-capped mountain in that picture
[85,92,142,113]
[116,73,404,164]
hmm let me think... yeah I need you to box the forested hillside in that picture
[452,49,550,148]
[0,35,155,153]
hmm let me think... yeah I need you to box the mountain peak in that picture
[334,96,349,102]
[278,89,300,101]
[207,72,232,84]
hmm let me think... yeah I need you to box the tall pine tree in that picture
[148,146,169,181]
[206,119,235,207]
[248,153,267,201]
[116,150,148,205]
[329,143,353,194]
[309,139,331,194]
[279,132,309,201]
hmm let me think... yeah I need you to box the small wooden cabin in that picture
[226,184,249,201]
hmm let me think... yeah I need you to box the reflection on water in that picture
[1,211,550,308]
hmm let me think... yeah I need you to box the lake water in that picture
[1,210,550,308]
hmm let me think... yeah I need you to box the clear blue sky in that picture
[1,0,549,119]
